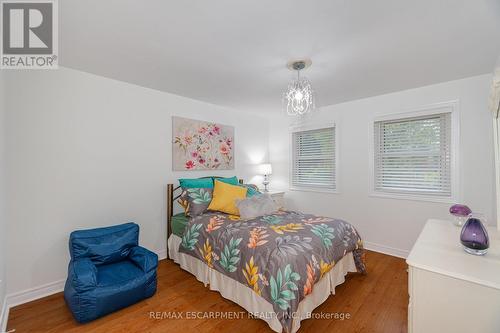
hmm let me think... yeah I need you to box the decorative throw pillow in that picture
[177,189,190,212]
[241,184,260,197]
[179,188,213,217]
[215,176,239,186]
[179,178,214,188]
[207,180,247,215]
[177,178,214,212]
[236,194,277,220]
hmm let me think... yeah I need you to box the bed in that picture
[166,178,366,333]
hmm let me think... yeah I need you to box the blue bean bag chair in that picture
[64,222,158,323]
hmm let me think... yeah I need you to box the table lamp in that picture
[258,163,272,192]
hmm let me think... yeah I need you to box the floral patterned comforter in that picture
[178,210,366,332]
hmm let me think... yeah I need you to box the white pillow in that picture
[236,194,278,219]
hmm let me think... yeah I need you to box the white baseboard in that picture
[6,279,66,309]
[156,248,168,261]
[364,241,409,259]
[1,296,8,333]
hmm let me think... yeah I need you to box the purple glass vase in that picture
[449,204,472,226]
[460,214,489,256]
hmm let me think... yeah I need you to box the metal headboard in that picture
[166,176,243,259]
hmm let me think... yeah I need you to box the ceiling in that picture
[60,0,500,114]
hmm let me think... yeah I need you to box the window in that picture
[292,126,336,190]
[373,112,452,197]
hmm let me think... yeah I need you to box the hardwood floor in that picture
[7,251,408,333]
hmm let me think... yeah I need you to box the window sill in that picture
[289,187,340,195]
[369,191,456,204]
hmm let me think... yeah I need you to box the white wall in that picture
[4,67,269,297]
[0,72,7,328]
[270,74,495,257]
[3,68,495,303]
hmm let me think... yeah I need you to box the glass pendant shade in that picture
[283,60,315,116]
[283,76,315,116]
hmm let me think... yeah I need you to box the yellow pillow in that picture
[208,180,247,216]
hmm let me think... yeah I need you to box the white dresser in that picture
[407,219,500,333]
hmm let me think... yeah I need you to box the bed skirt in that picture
[168,235,357,333]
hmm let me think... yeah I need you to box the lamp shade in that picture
[258,163,272,175]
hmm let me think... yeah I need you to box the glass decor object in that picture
[283,60,315,116]
[460,213,489,256]
[449,204,472,227]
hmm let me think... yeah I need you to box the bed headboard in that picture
[166,177,243,258]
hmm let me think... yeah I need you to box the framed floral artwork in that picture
[172,116,234,170]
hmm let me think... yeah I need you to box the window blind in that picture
[374,113,452,196]
[292,126,336,190]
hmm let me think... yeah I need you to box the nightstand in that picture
[262,190,285,210]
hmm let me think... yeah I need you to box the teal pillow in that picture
[245,186,259,197]
[215,176,239,186]
[240,184,260,197]
[179,178,214,189]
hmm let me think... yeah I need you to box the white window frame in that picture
[369,101,460,203]
[289,122,339,194]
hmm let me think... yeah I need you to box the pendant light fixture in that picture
[283,59,315,116]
